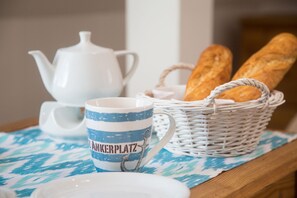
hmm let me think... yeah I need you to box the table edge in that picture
[1,118,297,198]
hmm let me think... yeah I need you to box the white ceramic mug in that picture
[85,97,175,172]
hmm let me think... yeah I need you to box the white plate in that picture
[30,172,190,198]
[0,187,16,198]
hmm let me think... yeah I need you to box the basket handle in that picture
[204,78,271,106]
[155,63,194,88]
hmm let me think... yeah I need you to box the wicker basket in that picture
[138,64,285,157]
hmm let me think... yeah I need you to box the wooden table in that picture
[1,118,297,198]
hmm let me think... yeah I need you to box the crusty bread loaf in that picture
[184,45,232,101]
[219,32,297,102]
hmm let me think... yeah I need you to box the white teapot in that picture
[28,31,138,107]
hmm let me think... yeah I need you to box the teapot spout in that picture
[28,50,54,94]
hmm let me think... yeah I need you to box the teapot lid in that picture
[58,31,111,53]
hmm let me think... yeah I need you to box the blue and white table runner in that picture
[0,127,296,197]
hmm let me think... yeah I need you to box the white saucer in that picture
[39,101,87,138]
[30,172,190,198]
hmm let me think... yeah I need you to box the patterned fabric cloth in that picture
[0,127,296,197]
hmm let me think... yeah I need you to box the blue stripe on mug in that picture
[90,149,149,162]
[85,109,153,122]
[87,126,152,143]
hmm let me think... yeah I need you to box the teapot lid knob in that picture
[79,31,91,43]
[57,31,109,53]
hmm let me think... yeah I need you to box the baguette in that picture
[219,32,297,102]
[184,45,232,101]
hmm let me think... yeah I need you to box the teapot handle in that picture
[115,50,139,86]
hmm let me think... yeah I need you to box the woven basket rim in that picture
[138,78,285,111]
[138,89,284,111]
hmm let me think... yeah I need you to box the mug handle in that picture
[142,110,176,165]
[115,50,139,86]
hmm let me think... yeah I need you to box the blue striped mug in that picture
[85,97,175,172]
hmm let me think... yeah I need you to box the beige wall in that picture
[0,0,125,125]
